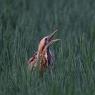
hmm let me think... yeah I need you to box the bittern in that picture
[27,30,60,76]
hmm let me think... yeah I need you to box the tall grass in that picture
[0,0,95,95]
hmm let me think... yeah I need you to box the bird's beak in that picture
[47,30,61,47]
[48,29,58,41]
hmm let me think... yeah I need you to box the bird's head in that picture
[38,30,60,54]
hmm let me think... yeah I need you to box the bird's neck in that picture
[47,47,51,65]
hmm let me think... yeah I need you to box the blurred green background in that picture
[0,0,95,95]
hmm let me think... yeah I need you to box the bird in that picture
[27,30,60,76]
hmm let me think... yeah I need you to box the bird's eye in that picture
[45,38,47,41]
[45,38,48,44]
